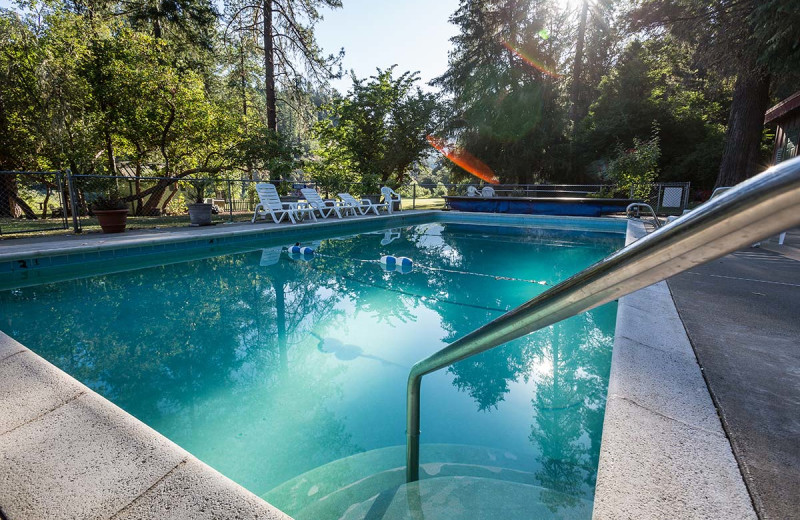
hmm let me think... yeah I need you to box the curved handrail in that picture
[626,202,662,228]
[406,158,800,482]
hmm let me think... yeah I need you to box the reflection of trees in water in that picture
[528,312,615,510]
[449,341,538,411]
[0,251,360,490]
[310,234,421,326]
[403,224,618,507]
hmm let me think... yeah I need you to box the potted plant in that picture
[91,193,129,233]
[187,180,213,226]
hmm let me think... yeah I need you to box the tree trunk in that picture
[161,186,179,212]
[263,0,277,132]
[569,0,589,123]
[716,70,771,187]
[141,184,169,215]
[41,186,51,218]
[241,40,248,119]
[0,174,16,218]
[0,175,38,219]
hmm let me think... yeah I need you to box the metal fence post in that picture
[55,171,68,230]
[227,180,233,222]
[682,182,691,212]
[66,169,81,233]
[413,184,416,210]
[655,184,663,214]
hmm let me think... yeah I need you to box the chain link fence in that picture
[0,171,691,237]
[68,174,386,230]
[0,171,70,235]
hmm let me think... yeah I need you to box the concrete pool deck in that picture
[668,228,800,520]
[593,221,755,519]
[0,212,762,519]
[0,332,291,520]
[0,210,438,259]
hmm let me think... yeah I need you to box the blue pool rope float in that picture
[289,245,315,256]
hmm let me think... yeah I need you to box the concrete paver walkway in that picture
[668,228,800,520]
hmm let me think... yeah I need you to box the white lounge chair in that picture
[252,183,316,224]
[337,193,388,215]
[481,186,496,197]
[381,186,402,213]
[300,188,346,219]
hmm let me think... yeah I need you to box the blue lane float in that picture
[288,245,315,262]
[289,245,315,256]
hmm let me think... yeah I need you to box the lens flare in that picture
[502,40,561,79]
[426,135,500,185]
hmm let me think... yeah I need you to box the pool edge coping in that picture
[0,330,292,520]
[0,210,625,275]
[592,220,756,519]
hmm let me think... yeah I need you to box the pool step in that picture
[292,463,551,520]
[262,444,593,519]
[305,476,593,520]
[262,444,539,514]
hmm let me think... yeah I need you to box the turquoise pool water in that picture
[0,221,624,518]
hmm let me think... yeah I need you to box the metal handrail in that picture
[626,202,662,228]
[406,157,800,482]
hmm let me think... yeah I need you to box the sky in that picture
[304,0,461,92]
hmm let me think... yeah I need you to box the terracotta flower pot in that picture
[93,208,129,233]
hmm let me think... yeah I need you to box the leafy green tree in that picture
[313,68,440,192]
[223,0,343,132]
[629,0,800,186]
[435,0,575,183]
[576,38,728,188]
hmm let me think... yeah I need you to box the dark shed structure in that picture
[765,91,800,165]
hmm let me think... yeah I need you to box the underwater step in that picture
[308,476,593,520]
[262,444,592,519]
[262,444,535,513]
[292,463,562,520]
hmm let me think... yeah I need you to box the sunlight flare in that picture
[426,135,500,184]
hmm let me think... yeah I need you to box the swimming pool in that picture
[0,219,625,519]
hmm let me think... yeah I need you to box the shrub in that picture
[604,124,661,200]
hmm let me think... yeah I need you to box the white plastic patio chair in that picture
[481,186,496,197]
[252,183,316,224]
[337,193,388,216]
[381,186,402,213]
[467,186,479,197]
[300,188,346,219]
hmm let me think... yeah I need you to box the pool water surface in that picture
[0,221,624,518]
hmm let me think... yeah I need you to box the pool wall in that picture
[0,212,755,519]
